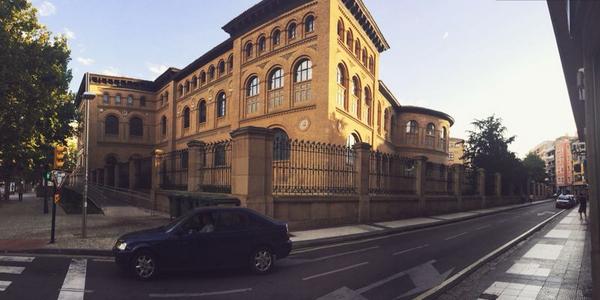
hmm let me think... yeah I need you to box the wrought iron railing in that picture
[198,140,232,193]
[273,139,356,195]
[369,152,416,195]
[462,167,478,195]
[425,162,451,195]
[159,149,188,191]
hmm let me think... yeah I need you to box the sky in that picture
[31,0,577,157]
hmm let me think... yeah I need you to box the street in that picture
[0,201,564,300]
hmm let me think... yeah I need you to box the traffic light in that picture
[53,145,67,170]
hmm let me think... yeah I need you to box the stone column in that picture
[495,172,502,197]
[230,126,274,217]
[452,165,463,209]
[478,168,486,208]
[187,140,205,192]
[150,149,164,210]
[353,142,371,223]
[113,163,120,188]
[415,156,428,214]
[104,167,110,186]
[128,159,136,190]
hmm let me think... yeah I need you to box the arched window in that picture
[216,92,226,117]
[208,66,215,81]
[127,95,133,105]
[160,95,164,106]
[192,76,198,89]
[305,15,315,33]
[293,59,312,103]
[441,127,448,150]
[103,93,109,104]
[368,56,375,73]
[355,39,361,57]
[140,96,146,107]
[346,133,360,164]
[406,120,418,134]
[362,48,368,65]
[364,86,372,125]
[377,102,382,134]
[200,71,206,85]
[245,42,253,60]
[246,76,260,114]
[336,64,347,109]
[273,128,290,161]
[227,55,233,73]
[105,115,119,135]
[337,19,345,40]
[346,29,353,48]
[384,108,390,131]
[287,22,297,40]
[183,107,190,129]
[185,81,190,94]
[268,68,284,109]
[198,100,207,123]
[351,76,361,116]
[218,60,225,77]
[129,117,143,137]
[272,29,281,46]
[161,116,167,136]
[165,91,169,103]
[426,123,436,135]
[178,84,183,97]
[257,36,266,54]
[115,94,122,104]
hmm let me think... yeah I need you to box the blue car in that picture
[113,207,292,280]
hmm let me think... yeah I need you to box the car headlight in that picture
[116,240,127,251]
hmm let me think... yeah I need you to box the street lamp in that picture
[81,90,96,238]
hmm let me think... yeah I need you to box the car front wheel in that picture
[131,250,158,280]
[250,247,274,274]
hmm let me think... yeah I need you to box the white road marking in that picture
[0,256,35,263]
[393,244,429,256]
[475,225,491,231]
[444,232,468,241]
[0,281,11,292]
[0,266,25,274]
[91,258,115,263]
[148,288,252,298]
[310,246,379,262]
[57,258,87,300]
[302,262,369,281]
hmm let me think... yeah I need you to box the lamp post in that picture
[82,89,96,238]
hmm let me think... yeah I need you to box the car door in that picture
[210,210,257,268]
[170,213,209,270]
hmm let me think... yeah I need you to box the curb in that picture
[415,207,566,300]
[291,199,554,251]
[2,199,554,258]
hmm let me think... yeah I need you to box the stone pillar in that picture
[478,168,486,208]
[104,167,110,186]
[230,127,274,217]
[113,163,120,187]
[452,165,463,209]
[150,149,164,210]
[128,159,136,190]
[495,172,502,197]
[353,142,371,223]
[415,156,428,214]
[187,140,205,192]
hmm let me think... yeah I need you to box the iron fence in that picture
[159,149,188,191]
[485,172,496,196]
[197,140,232,193]
[462,167,478,195]
[369,152,416,195]
[425,162,451,195]
[272,139,356,195]
[134,157,152,190]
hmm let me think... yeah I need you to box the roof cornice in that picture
[342,0,390,52]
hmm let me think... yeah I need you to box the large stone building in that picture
[448,138,465,165]
[74,0,454,187]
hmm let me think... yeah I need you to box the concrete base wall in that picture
[273,196,359,230]
[370,196,420,221]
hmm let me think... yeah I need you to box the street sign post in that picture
[49,170,66,244]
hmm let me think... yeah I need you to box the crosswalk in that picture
[0,255,35,292]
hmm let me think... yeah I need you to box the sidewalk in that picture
[0,192,553,255]
[438,207,593,299]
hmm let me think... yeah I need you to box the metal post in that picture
[50,185,56,243]
[82,93,89,238]
[43,174,48,214]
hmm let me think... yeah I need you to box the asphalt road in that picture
[0,201,562,300]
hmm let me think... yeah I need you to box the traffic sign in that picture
[53,193,60,204]
[51,170,67,190]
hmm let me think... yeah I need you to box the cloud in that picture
[100,67,122,76]
[63,28,75,40]
[442,32,449,40]
[76,57,94,66]
[36,1,56,16]
[147,63,169,76]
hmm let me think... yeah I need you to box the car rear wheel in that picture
[131,250,158,280]
[250,247,274,274]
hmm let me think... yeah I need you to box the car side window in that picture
[214,211,250,232]
[180,215,202,234]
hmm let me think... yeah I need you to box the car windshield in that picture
[162,212,193,232]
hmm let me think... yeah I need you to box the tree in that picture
[523,152,547,182]
[0,0,76,200]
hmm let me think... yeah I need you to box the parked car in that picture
[555,194,575,209]
[113,207,292,280]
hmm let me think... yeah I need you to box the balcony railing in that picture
[398,128,448,152]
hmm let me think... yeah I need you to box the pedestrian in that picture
[578,191,588,220]
[17,181,23,202]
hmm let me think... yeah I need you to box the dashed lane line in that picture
[148,288,253,298]
[393,244,429,256]
[444,232,468,241]
[309,246,379,262]
[0,256,35,263]
[302,262,369,281]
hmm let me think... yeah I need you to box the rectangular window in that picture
[103,94,109,104]
[268,89,284,109]
[127,96,133,105]
[115,95,121,104]
[337,86,345,107]
[294,82,312,104]
[247,97,259,114]
[350,97,358,116]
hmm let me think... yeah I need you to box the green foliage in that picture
[523,152,547,182]
[0,0,76,195]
